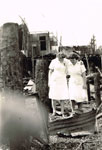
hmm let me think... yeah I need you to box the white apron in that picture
[68,61,88,103]
[48,58,69,100]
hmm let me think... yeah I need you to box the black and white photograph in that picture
[0,0,102,149]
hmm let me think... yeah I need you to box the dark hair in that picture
[69,53,80,60]
[57,52,65,58]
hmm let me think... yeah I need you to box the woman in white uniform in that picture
[68,53,88,113]
[48,52,70,117]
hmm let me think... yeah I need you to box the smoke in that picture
[0,91,49,147]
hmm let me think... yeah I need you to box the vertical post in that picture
[87,80,91,101]
[101,55,102,71]
[94,73,101,133]
[32,46,34,79]
[32,45,36,79]
[94,73,101,107]
[85,53,91,101]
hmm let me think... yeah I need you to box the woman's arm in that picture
[48,69,54,87]
[82,72,87,89]
[64,58,70,76]
[80,60,87,89]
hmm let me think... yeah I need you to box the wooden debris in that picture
[94,73,101,107]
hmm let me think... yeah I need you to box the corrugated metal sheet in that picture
[49,109,96,135]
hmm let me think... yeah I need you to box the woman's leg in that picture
[60,100,64,117]
[52,99,56,115]
[78,103,83,110]
[71,100,76,112]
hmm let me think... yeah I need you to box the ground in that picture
[48,100,102,150]
[49,117,102,150]
[1,95,102,150]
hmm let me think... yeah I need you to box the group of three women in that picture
[48,51,88,117]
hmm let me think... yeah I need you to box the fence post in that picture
[94,73,101,107]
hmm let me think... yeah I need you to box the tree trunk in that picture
[0,23,24,150]
[0,23,23,92]
[35,58,51,109]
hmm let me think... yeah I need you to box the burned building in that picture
[30,31,58,58]
[29,31,58,78]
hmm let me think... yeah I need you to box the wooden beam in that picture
[94,73,101,107]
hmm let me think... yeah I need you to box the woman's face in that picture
[57,54,64,62]
[70,58,77,64]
